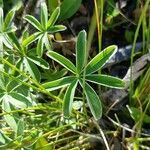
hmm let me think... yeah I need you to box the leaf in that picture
[23,57,41,82]
[47,7,60,28]
[35,137,52,150]
[4,9,15,29]
[47,25,66,33]
[47,51,76,74]
[76,30,86,73]
[59,0,82,20]
[86,74,125,89]
[36,35,44,57]
[22,32,41,47]
[2,99,17,131]
[7,33,22,51]
[85,45,117,75]
[16,118,24,136]
[27,55,49,69]
[80,80,102,120]
[0,7,3,32]
[40,2,48,29]
[2,34,12,49]
[43,33,52,51]
[24,15,43,31]
[42,76,76,91]
[6,93,31,108]
[127,106,150,123]
[63,79,78,118]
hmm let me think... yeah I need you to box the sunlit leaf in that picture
[85,45,117,74]
[23,57,41,82]
[76,30,86,73]
[86,74,125,89]
[40,2,48,29]
[24,15,43,31]
[27,55,49,69]
[47,7,60,28]
[42,76,76,91]
[47,51,76,74]
[47,25,66,33]
[4,9,15,29]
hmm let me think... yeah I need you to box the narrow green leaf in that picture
[7,92,31,108]
[35,137,52,150]
[47,7,60,28]
[17,118,24,136]
[76,30,86,73]
[2,99,17,131]
[59,0,82,20]
[42,76,76,91]
[43,33,52,51]
[23,57,41,82]
[85,45,117,75]
[86,74,125,89]
[79,80,102,120]
[47,51,76,74]
[22,32,41,47]
[24,15,43,31]
[63,79,78,118]
[40,2,48,29]
[0,7,3,31]
[2,34,12,49]
[7,33,22,51]
[4,9,15,29]
[27,55,49,69]
[47,25,66,33]
[36,35,44,57]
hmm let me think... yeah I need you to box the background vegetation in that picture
[0,0,150,149]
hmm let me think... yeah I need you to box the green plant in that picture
[43,30,125,120]
[0,7,16,57]
[23,2,66,57]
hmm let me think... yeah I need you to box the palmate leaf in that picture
[79,80,102,120]
[76,30,86,73]
[47,7,60,28]
[86,74,125,89]
[42,76,76,91]
[47,51,76,74]
[40,2,48,29]
[63,79,78,118]
[85,45,117,75]
[24,15,43,31]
